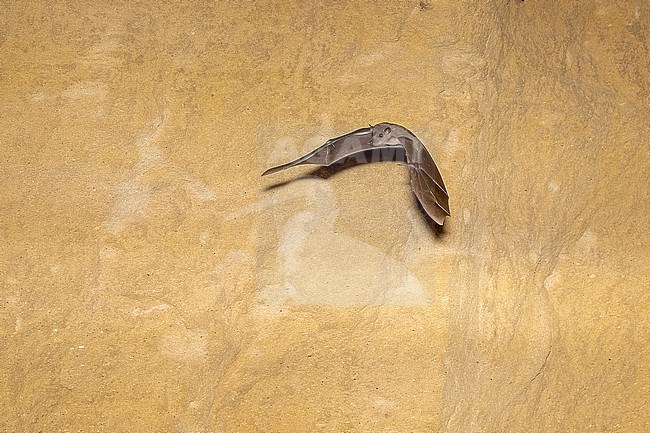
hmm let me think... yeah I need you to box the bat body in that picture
[262,123,450,225]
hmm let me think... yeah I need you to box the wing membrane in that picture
[261,123,451,225]
[402,136,450,223]
[262,127,374,176]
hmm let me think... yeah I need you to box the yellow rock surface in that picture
[1,1,647,432]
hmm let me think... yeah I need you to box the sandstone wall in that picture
[1,1,647,432]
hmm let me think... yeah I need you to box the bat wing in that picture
[261,123,450,226]
[262,127,381,176]
[402,136,450,225]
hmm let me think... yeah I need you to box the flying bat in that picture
[262,123,450,225]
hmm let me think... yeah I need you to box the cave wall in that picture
[1,1,648,432]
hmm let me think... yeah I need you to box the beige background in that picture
[1,1,648,432]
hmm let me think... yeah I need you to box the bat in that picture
[262,123,450,225]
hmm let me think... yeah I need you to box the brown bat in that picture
[262,123,450,225]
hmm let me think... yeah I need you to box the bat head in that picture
[371,123,403,146]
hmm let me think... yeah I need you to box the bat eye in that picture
[384,127,391,135]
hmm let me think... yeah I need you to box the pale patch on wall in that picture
[260,182,429,309]
[62,81,108,101]
[105,113,215,234]
[79,24,126,69]
[576,229,599,255]
[543,269,562,290]
[159,329,207,362]
[132,303,172,317]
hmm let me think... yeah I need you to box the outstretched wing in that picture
[262,127,376,176]
[261,123,450,226]
[402,137,450,225]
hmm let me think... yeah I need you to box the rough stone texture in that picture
[1,1,648,432]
